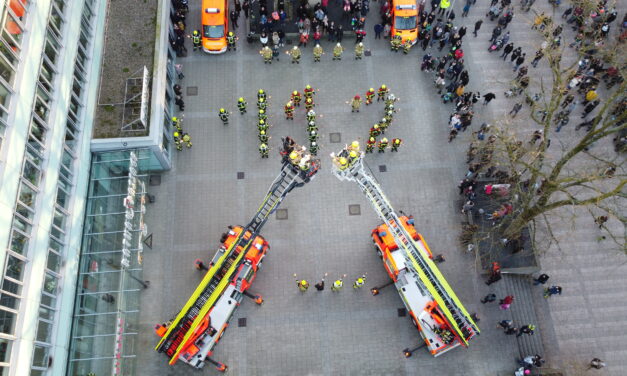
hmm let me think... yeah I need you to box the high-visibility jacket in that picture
[440,0,451,9]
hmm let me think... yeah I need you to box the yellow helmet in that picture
[351,141,359,149]
[339,157,347,165]
[306,85,311,90]
[259,98,265,103]
[300,280,307,286]
[259,109,265,114]
[172,117,178,121]
[381,84,387,90]
[173,131,180,137]
[238,97,244,102]
[259,89,264,94]
[259,119,265,125]
[287,101,292,106]
[260,143,267,148]
[349,150,357,158]
[193,30,199,36]
[370,88,374,92]
[382,138,388,143]
[228,31,234,37]
[373,124,379,129]
[369,137,375,142]
[289,151,298,160]
[220,108,225,113]
[260,130,266,135]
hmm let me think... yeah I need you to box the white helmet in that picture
[293,46,298,50]
[316,44,320,48]
[359,42,363,47]
[308,110,315,116]
[311,142,317,146]
[336,43,341,47]
[309,121,315,126]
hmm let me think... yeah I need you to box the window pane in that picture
[32,345,49,367]
[18,182,36,208]
[1,279,20,296]
[43,274,57,295]
[35,320,52,343]
[29,116,47,144]
[38,305,55,321]
[12,215,32,233]
[40,293,55,309]
[52,209,65,229]
[0,56,14,85]
[5,256,26,282]
[0,309,17,335]
[55,186,69,209]
[0,80,10,108]
[2,12,23,47]
[0,338,12,363]
[15,202,34,221]
[0,293,19,311]
[46,250,61,274]
[9,229,28,255]
[22,159,41,186]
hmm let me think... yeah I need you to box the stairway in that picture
[499,274,546,359]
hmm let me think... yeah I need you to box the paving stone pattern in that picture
[133,1,626,375]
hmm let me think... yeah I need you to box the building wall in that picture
[0,1,105,374]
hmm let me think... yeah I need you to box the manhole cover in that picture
[398,308,407,317]
[276,209,288,220]
[238,318,247,327]
[379,165,387,172]
[149,175,161,186]
[237,172,245,179]
[330,133,341,143]
[348,205,361,216]
[186,86,198,96]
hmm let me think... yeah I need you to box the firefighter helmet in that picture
[336,43,341,47]
[349,150,357,158]
[259,98,265,103]
[339,157,347,166]
[259,109,264,114]
[308,121,315,126]
[300,280,307,286]
[307,110,315,117]
[305,85,311,90]
[354,95,360,100]
[351,141,359,149]
[382,137,388,143]
[381,84,387,90]
[310,130,317,136]
[220,108,225,113]
[369,88,374,92]
[287,101,292,107]
[258,89,264,94]
[373,124,379,129]
[293,46,298,50]
[369,137,375,142]
[228,31,234,37]
[358,42,363,47]
[293,91,298,96]
[173,131,180,138]
[289,152,298,160]
[238,97,244,102]
[193,30,199,36]
[311,142,317,146]
[260,130,266,135]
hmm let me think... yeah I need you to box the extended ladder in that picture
[331,147,479,345]
[156,140,319,364]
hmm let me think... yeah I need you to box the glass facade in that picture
[68,150,150,376]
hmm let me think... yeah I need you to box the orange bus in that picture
[391,0,419,45]
[202,0,228,53]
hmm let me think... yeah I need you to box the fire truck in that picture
[155,138,319,371]
[331,142,479,357]
[391,0,419,45]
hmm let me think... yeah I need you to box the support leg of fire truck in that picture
[330,142,480,357]
[154,137,319,370]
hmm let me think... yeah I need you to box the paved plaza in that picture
[135,1,625,375]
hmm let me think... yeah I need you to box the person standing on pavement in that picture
[374,22,383,39]
[473,19,483,37]
[315,273,327,291]
[350,95,362,112]
[544,286,562,298]
[510,46,522,64]
[500,295,514,310]
[490,26,502,42]
[486,261,502,285]
[510,103,523,117]
[480,293,496,303]
[514,53,526,71]
[483,92,496,105]
[230,9,239,28]
[353,274,366,289]
[533,273,550,285]
[501,42,514,60]
[517,324,536,337]
[331,276,345,291]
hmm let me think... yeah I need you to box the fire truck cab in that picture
[202,0,228,53]
[372,217,463,356]
[391,0,419,45]
[156,226,268,368]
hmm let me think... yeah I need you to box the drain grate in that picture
[237,172,245,180]
[149,175,161,186]
[330,133,341,143]
[238,318,247,327]
[276,209,288,220]
[348,204,361,216]
[379,165,387,172]
[186,86,198,96]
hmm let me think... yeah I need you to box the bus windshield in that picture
[395,16,416,30]
[203,25,224,38]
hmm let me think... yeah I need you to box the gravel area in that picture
[93,0,158,138]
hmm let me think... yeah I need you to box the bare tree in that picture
[470,0,626,252]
